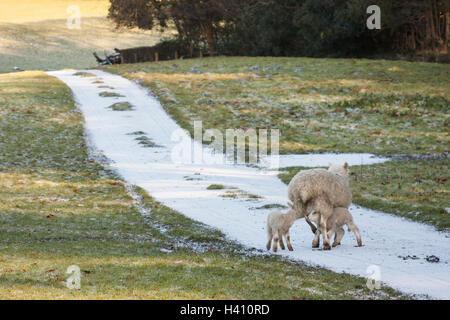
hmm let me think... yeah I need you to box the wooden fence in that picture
[117,46,206,64]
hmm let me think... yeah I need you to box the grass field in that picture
[0,0,169,73]
[107,57,449,155]
[106,57,449,230]
[1,2,447,297]
[0,71,405,299]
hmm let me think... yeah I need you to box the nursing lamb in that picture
[307,207,362,247]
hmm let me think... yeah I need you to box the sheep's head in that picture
[328,162,349,179]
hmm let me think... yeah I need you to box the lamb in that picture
[266,208,297,252]
[307,207,362,248]
[287,163,352,250]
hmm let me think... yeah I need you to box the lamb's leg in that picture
[292,201,317,234]
[304,215,317,234]
[285,231,294,251]
[279,234,286,250]
[302,202,318,234]
[315,201,333,250]
[272,230,279,252]
[327,228,334,243]
[348,222,362,247]
[333,227,345,247]
[266,228,273,251]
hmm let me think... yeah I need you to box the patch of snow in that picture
[261,153,389,169]
[48,69,450,299]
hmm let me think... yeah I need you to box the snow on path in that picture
[47,69,450,299]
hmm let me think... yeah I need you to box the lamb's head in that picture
[286,208,297,221]
[307,210,320,225]
[328,162,349,180]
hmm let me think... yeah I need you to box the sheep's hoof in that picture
[323,244,331,250]
[357,241,362,247]
[312,242,319,248]
[332,242,340,247]
[287,246,293,251]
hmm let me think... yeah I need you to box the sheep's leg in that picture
[285,231,294,251]
[333,227,345,247]
[312,229,321,248]
[272,230,279,252]
[348,222,362,247]
[279,234,286,250]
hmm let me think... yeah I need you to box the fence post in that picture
[174,50,178,60]
[155,52,159,62]
[199,50,203,58]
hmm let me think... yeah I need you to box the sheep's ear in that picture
[343,162,349,170]
[287,201,294,209]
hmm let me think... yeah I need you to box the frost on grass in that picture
[111,57,449,156]
[135,136,161,148]
[207,184,225,190]
[99,91,125,98]
[74,72,96,77]
[127,131,146,136]
[207,184,268,203]
[108,102,134,111]
[220,188,263,200]
[254,203,288,210]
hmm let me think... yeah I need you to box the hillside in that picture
[0,0,169,73]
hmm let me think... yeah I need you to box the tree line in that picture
[108,0,450,60]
